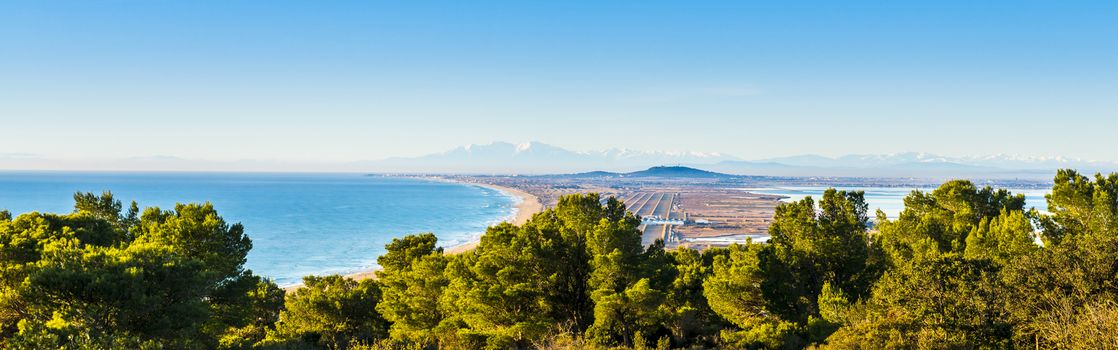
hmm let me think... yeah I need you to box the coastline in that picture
[307,181,543,287]
[471,182,542,227]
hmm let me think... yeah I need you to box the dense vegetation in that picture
[1,169,1116,349]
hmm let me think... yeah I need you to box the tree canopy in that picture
[2,170,1117,349]
[0,192,275,349]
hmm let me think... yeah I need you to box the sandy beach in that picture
[291,182,543,288]
[471,183,542,226]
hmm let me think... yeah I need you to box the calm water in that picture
[743,186,1050,219]
[0,172,517,285]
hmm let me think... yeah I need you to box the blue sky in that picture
[1,1,1116,165]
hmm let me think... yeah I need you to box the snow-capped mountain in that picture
[364,143,1118,177]
[364,141,738,174]
[755,152,1118,170]
[703,152,1118,179]
[10,143,1111,178]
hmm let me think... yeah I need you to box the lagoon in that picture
[744,186,1050,219]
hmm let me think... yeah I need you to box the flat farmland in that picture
[673,189,782,238]
[445,175,788,249]
[622,192,677,218]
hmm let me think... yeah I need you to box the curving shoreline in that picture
[334,181,543,284]
[470,182,542,227]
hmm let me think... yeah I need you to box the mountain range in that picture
[4,141,1116,179]
[363,141,738,174]
[363,142,1118,179]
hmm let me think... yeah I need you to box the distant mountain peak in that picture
[558,166,734,179]
[629,165,730,178]
[366,142,1118,177]
[368,141,738,174]
[515,142,534,152]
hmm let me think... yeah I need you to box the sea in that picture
[742,186,1051,219]
[0,172,518,286]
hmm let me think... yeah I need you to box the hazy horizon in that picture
[3,1,1117,167]
[4,3,1118,347]
[3,140,1115,178]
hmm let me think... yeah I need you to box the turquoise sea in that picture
[0,172,517,286]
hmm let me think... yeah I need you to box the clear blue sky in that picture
[2,1,1116,164]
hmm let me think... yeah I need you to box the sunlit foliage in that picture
[2,170,1117,349]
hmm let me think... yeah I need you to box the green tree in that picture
[584,196,669,347]
[820,180,1042,349]
[811,282,851,339]
[1037,169,1118,245]
[132,203,253,284]
[430,193,678,349]
[874,181,1026,266]
[763,189,874,323]
[1000,234,1118,348]
[963,209,1037,265]
[999,171,1118,347]
[552,194,612,331]
[661,247,726,346]
[701,190,876,348]
[73,191,123,222]
[378,233,442,272]
[267,275,387,349]
[216,277,286,349]
[375,233,448,346]
[704,243,801,348]
[0,193,277,348]
[440,221,568,349]
[823,255,1012,349]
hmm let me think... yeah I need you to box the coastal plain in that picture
[333,167,1051,286]
[453,175,784,249]
[436,166,1051,250]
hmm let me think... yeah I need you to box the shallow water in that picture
[0,172,516,285]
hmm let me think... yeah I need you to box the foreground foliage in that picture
[1,169,1116,349]
[0,192,275,349]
